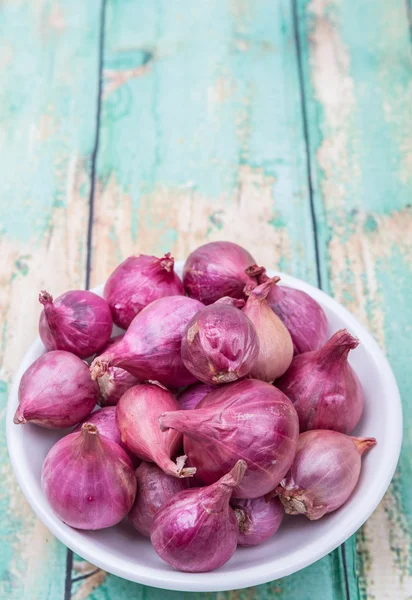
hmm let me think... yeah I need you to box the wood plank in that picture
[295,0,412,598]
[81,0,354,598]
[89,0,320,287]
[0,0,101,598]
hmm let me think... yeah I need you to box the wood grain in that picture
[295,0,412,597]
[0,0,101,598]
[80,1,354,599]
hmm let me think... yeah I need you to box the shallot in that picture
[41,423,136,529]
[276,329,364,433]
[39,289,112,358]
[181,301,259,384]
[243,277,293,382]
[14,350,98,428]
[275,430,376,520]
[129,462,189,537]
[183,241,258,305]
[74,406,139,465]
[90,296,203,388]
[177,382,215,410]
[160,378,299,498]
[104,253,185,329]
[247,266,328,354]
[116,383,195,478]
[97,336,139,406]
[150,460,247,572]
[231,496,284,546]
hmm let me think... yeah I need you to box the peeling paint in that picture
[308,0,358,219]
[103,64,153,98]
[72,571,107,600]
[0,152,91,598]
[89,165,294,289]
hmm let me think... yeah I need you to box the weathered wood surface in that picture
[0,0,410,599]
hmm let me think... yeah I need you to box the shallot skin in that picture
[275,430,376,520]
[160,379,299,498]
[243,277,293,382]
[268,285,328,355]
[97,336,139,406]
[90,296,204,388]
[150,460,247,572]
[74,406,139,465]
[104,253,185,329]
[116,383,195,478]
[98,366,139,406]
[276,329,364,434]
[177,382,215,410]
[181,303,259,385]
[129,462,189,537]
[183,241,258,305]
[42,424,137,530]
[248,267,328,354]
[231,496,284,546]
[39,290,113,359]
[14,350,98,428]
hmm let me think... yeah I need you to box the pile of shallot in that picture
[14,241,376,573]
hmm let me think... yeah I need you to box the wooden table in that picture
[1,1,411,598]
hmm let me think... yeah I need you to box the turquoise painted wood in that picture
[295,1,412,597]
[0,0,410,599]
[0,0,101,598]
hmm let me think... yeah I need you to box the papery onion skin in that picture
[129,462,189,537]
[38,290,113,359]
[150,460,247,572]
[160,378,299,498]
[183,241,258,305]
[276,329,364,434]
[74,406,139,465]
[104,253,185,329]
[215,297,246,308]
[41,423,137,530]
[116,383,195,478]
[243,277,293,382]
[275,430,376,520]
[247,266,328,355]
[97,336,139,406]
[14,350,98,428]
[181,303,259,385]
[90,296,204,388]
[231,496,284,546]
[177,382,215,410]
[98,367,139,406]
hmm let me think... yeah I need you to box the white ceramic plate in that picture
[6,263,402,592]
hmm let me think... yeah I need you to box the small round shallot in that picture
[104,253,185,329]
[38,289,112,359]
[41,423,136,530]
[275,430,376,520]
[181,301,259,385]
[150,460,247,572]
[14,350,98,428]
[183,241,258,305]
[276,329,364,433]
[231,496,284,546]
